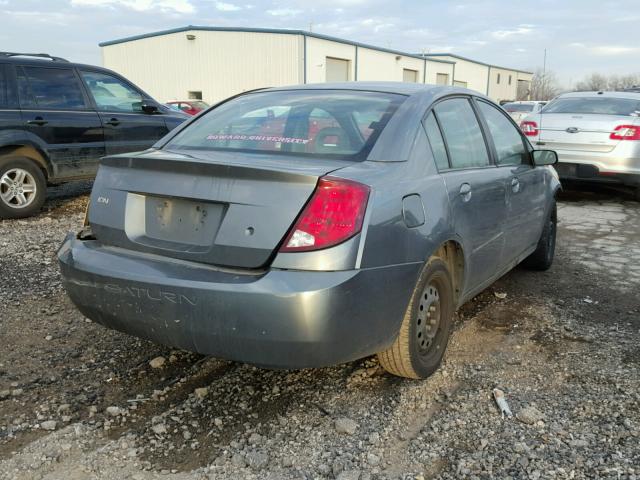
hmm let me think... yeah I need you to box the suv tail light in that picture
[610,125,640,141]
[279,176,370,252]
[521,120,539,137]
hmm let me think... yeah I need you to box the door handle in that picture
[27,117,47,126]
[511,177,520,193]
[459,183,472,202]
[105,118,120,126]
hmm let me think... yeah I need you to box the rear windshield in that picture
[503,103,534,112]
[164,90,406,161]
[191,101,209,109]
[542,97,640,116]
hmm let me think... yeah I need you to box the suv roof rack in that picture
[0,52,69,62]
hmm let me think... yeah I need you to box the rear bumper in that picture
[554,153,640,187]
[57,233,420,369]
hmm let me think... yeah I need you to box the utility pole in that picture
[542,48,548,99]
[309,22,313,33]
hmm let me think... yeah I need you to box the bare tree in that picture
[575,73,608,91]
[527,68,560,100]
[574,72,640,91]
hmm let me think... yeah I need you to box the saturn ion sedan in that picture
[58,83,560,379]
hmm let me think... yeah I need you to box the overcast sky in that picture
[1,0,638,87]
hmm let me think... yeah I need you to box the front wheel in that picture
[0,157,47,219]
[377,258,454,379]
[523,201,557,271]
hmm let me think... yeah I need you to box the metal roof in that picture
[98,25,456,64]
[418,53,533,75]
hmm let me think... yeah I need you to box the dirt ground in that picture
[0,182,638,480]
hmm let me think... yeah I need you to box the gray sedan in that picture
[58,83,560,379]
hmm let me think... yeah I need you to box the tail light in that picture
[610,125,640,141]
[521,120,539,137]
[280,176,370,252]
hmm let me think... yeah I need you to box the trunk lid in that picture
[88,149,351,269]
[538,113,639,153]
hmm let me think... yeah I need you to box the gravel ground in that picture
[0,182,638,480]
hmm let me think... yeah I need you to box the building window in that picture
[497,73,501,84]
[508,75,512,85]
[188,91,203,100]
[453,80,468,88]
[325,57,350,82]
[403,68,419,83]
[436,73,450,85]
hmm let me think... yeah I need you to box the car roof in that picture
[262,81,473,97]
[556,91,640,100]
[0,54,118,74]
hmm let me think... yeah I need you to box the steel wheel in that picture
[416,283,441,353]
[0,168,38,209]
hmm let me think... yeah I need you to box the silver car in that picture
[521,91,640,199]
[502,101,546,123]
[58,83,559,379]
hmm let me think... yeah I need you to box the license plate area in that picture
[125,193,226,252]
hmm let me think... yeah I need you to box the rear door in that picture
[538,96,640,153]
[427,97,509,292]
[476,99,545,263]
[79,70,169,156]
[17,65,105,179]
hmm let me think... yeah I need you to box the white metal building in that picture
[99,26,530,105]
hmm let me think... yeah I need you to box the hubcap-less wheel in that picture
[0,168,37,209]
[417,283,441,353]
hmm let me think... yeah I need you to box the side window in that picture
[16,68,37,108]
[80,71,143,113]
[477,101,528,166]
[434,98,490,169]
[21,67,87,110]
[423,112,449,170]
[0,65,7,108]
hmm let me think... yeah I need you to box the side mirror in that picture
[532,149,558,166]
[141,102,159,114]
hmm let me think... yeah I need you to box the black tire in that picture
[377,257,454,379]
[0,157,47,219]
[523,201,557,271]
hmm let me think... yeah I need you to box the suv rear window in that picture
[542,97,640,116]
[19,67,87,110]
[164,90,405,161]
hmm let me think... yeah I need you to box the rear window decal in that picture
[206,134,310,144]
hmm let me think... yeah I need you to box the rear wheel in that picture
[0,157,46,219]
[523,201,557,271]
[377,258,454,379]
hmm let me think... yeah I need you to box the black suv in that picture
[0,52,188,218]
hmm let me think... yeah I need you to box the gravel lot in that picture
[0,182,638,480]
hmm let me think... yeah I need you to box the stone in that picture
[106,406,122,417]
[194,387,208,400]
[337,470,361,480]
[41,420,57,431]
[152,423,167,435]
[335,417,358,435]
[246,450,269,469]
[231,453,247,468]
[516,406,544,425]
[149,356,166,369]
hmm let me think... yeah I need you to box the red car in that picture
[166,100,209,116]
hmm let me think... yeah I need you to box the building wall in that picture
[305,36,356,83]
[425,60,454,85]
[432,55,489,95]
[102,30,301,104]
[487,67,533,102]
[357,48,425,82]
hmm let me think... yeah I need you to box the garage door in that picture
[326,57,350,82]
[436,73,450,85]
[403,69,418,83]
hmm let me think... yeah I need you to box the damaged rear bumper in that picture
[57,233,420,369]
